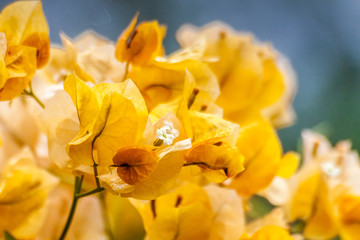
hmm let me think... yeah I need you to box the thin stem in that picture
[59,176,105,240]
[77,187,105,198]
[93,163,101,189]
[75,175,84,193]
[59,176,82,240]
[23,82,45,109]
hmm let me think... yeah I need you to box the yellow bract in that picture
[286,131,360,240]
[115,13,166,65]
[176,22,296,128]
[101,139,191,200]
[337,195,360,240]
[277,151,300,179]
[189,111,239,143]
[303,180,338,239]
[133,183,245,240]
[204,185,245,240]
[149,73,244,184]
[61,73,148,169]
[0,1,49,100]
[184,139,244,183]
[113,146,158,185]
[134,183,213,240]
[0,148,58,239]
[128,41,219,110]
[247,226,294,240]
[39,32,126,84]
[96,109,191,199]
[229,119,282,196]
[288,161,321,221]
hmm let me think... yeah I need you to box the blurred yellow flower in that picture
[228,119,283,197]
[132,183,245,240]
[99,126,192,199]
[127,36,219,110]
[115,13,166,65]
[38,31,126,85]
[176,22,296,128]
[286,130,360,240]
[150,72,244,183]
[0,148,58,238]
[0,1,49,100]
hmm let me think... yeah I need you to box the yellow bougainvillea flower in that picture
[115,13,166,65]
[286,131,337,239]
[276,151,300,179]
[127,36,219,110]
[42,88,80,169]
[98,114,191,199]
[286,130,360,240]
[43,72,148,170]
[44,72,191,199]
[99,142,191,200]
[228,119,283,197]
[150,72,244,183]
[134,183,212,240]
[132,183,245,240]
[204,184,245,240]
[0,148,58,239]
[337,194,360,240]
[183,112,245,183]
[0,1,50,100]
[258,151,300,206]
[37,31,126,85]
[176,22,296,128]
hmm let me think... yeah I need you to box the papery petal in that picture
[230,119,282,196]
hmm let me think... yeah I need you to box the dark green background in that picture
[2,0,360,152]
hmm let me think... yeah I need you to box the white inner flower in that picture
[53,68,70,82]
[321,161,341,177]
[163,121,180,138]
[156,121,179,145]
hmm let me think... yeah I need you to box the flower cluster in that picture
[0,1,358,240]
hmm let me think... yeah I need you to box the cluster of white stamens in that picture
[156,121,180,145]
[321,161,341,177]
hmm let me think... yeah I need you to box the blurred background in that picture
[1,0,360,152]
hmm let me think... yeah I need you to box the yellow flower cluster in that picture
[0,1,358,240]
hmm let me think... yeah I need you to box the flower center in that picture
[321,161,341,177]
[155,121,179,145]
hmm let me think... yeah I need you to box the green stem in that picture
[93,163,101,189]
[23,82,45,109]
[77,187,105,198]
[75,175,84,193]
[59,176,82,240]
[59,176,104,240]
